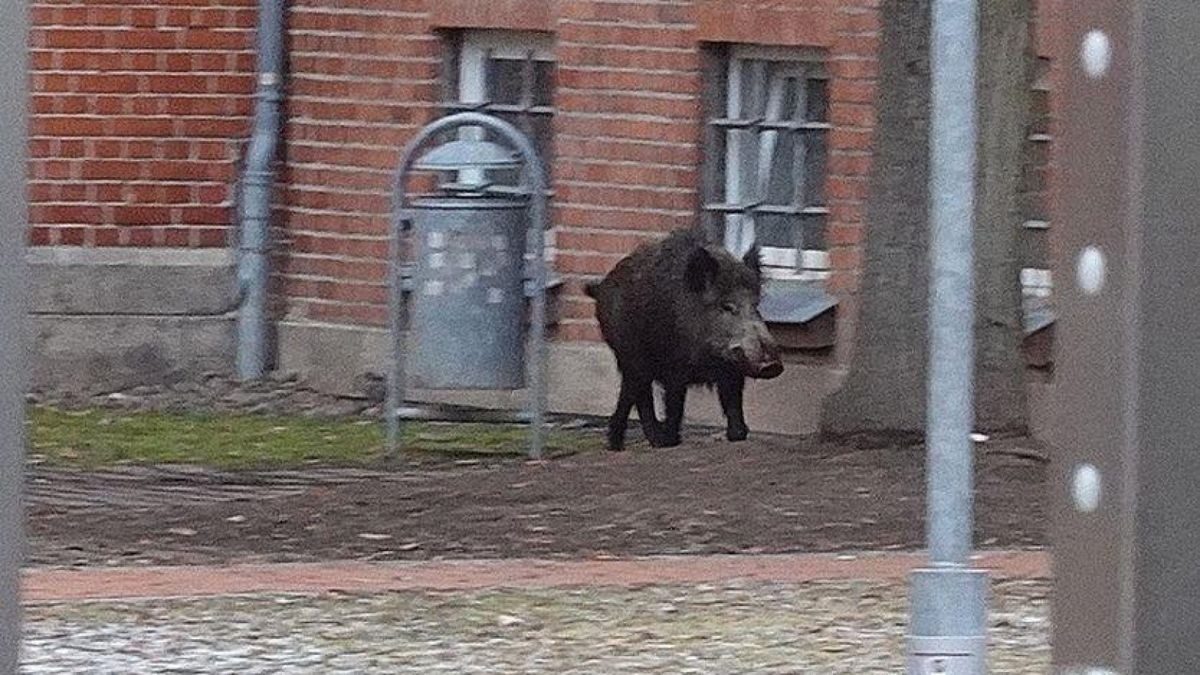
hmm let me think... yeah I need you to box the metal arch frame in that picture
[386,112,549,461]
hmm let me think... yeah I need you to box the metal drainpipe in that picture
[236,0,285,380]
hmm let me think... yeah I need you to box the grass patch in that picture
[27,406,605,470]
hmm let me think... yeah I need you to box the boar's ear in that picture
[684,246,719,293]
[742,244,762,280]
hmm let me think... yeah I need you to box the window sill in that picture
[760,278,839,351]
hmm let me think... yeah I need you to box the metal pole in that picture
[520,132,548,461]
[0,0,28,668]
[906,0,988,672]
[1053,0,1200,671]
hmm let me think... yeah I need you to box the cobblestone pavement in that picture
[22,579,1050,674]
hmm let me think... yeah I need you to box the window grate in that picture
[702,48,831,281]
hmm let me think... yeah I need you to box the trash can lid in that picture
[414,139,521,172]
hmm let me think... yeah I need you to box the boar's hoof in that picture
[752,361,784,379]
[652,432,682,448]
[726,425,749,442]
[605,429,627,452]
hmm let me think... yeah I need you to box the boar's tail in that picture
[583,280,601,299]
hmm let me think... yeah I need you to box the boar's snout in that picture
[725,323,784,380]
[752,341,784,379]
[754,355,784,379]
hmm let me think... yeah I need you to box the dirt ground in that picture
[25,428,1048,568]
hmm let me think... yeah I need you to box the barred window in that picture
[1020,56,1053,301]
[703,45,831,281]
[1017,55,1056,343]
[440,30,556,261]
[442,30,555,189]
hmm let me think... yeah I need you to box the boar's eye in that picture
[721,302,738,314]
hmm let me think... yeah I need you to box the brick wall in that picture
[277,0,438,327]
[552,1,706,343]
[269,0,884,347]
[28,0,1059,357]
[1031,0,1060,265]
[28,1,256,248]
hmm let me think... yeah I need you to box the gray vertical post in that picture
[235,0,286,380]
[906,0,988,672]
[0,0,28,668]
[1052,1,1200,672]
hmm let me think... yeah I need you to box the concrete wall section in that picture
[279,320,851,436]
[28,247,237,392]
[31,314,235,393]
[28,247,237,315]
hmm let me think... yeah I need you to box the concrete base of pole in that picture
[906,568,989,674]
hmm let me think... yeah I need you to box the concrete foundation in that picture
[25,245,1055,440]
[278,319,1055,439]
[282,320,868,437]
[27,247,237,393]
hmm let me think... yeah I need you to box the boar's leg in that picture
[716,375,749,442]
[606,379,636,451]
[659,380,687,447]
[633,383,667,447]
[607,376,650,451]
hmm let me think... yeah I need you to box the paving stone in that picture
[21,579,1050,673]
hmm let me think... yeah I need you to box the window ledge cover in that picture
[759,278,837,325]
[757,279,1058,334]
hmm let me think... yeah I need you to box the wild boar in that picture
[584,228,784,451]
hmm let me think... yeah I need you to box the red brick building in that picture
[26,0,1061,434]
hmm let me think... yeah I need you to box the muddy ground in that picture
[26,427,1047,567]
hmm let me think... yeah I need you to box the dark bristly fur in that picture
[586,229,784,451]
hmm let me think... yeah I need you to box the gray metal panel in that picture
[1053,1,1200,671]
[0,0,26,668]
[1130,1,1200,669]
[1051,1,1136,668]
[408,200,529,390]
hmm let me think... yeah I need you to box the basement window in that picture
[702,44,837,346]
[435,29,561,301]
[441,30,555,186]
[703,45,832,282]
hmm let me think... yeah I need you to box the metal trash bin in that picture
[408,197,528,389]
[387,112,550,458]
